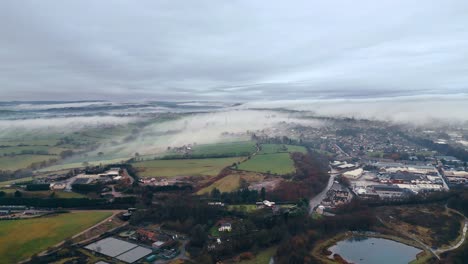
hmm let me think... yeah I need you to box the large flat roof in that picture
[116,246,153,263]
[85,237,137,257]
[85,237,155,264]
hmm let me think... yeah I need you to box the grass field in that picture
[239,246,277,264]
[38,158,129,172]
[259,144,306,154]
[197,171,265,195]
[237,153,295,175]
[0,155,55,171]
[0,177,34,187]
[187,141,256,156]
[133,157,243,178]
[0,211,112,263]
[197,174,241,194]
[227,204,258,213]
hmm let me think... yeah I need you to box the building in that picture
[50,183,67,190]
[316,205,325,215]
[218,222,232,232]
[372,185,409,199]
[436,156,462,163]
[343,168,364,179]
[137,228,158,242]
[0,210,10,216]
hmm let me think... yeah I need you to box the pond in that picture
[328,236,422,264]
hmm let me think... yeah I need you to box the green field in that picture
[0,211,112,263]
[38,158,129,172]
[164,141,256,158]
[227,204,258,213]
[0,177,34,187]
[237,153,295,175]
[0,155,55,171]
[133,157,243,178]
[259,144,306,155]
[189,141,256,156]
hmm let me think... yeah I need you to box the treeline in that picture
[405,135,468,162]
[145,184,193,192]
[252,135,301,145]
[0,169,33,182]
[269,152,329,201]
[211,188,261,204]
[130,196,299,263]
[0,196,136,208]
[130,198,224,231]
[447,190,468,216]
[276,209,376,263]
[1,149,50,156]
[147,152,252,161]
[26,184,50,191]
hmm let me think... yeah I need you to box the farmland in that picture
[259,144,306,154]
[133,157,243,178]
[0,211,112,263]
[0,155,55,171]
[197,174,241,194]
[186,141,256,156]
[197,171,265,195]
[237,153,295,175]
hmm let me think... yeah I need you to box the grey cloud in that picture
[0,0,467,100]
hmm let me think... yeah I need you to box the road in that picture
[377,205,468,260]
[376,216,440,260]
[334,144,349,157]
[435,205,468,255]
[309,167,339,214]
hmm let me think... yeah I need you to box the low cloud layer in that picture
[1,1,467,100]
[243,94,468,126]
[95,110,326,157]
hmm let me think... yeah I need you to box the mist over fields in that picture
[0,95,467,166]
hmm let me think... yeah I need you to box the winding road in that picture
[435,205,468,255]
[309,167,339,214]
[377,205,468,260]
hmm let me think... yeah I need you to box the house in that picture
[218,222,232,232]
[316,205,325,215]
[0,210,10,216]
[137,228,158,242]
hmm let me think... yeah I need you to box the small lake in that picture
[328,236,422,264]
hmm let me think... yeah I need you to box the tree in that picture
[59,150,74,159]
[14,190,22,197]
[211,188,221,199]
[190,224,208,247]
[261,187,266,200]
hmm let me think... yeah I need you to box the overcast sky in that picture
[0,0,467,101]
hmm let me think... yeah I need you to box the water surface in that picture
[328,236,421,264]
